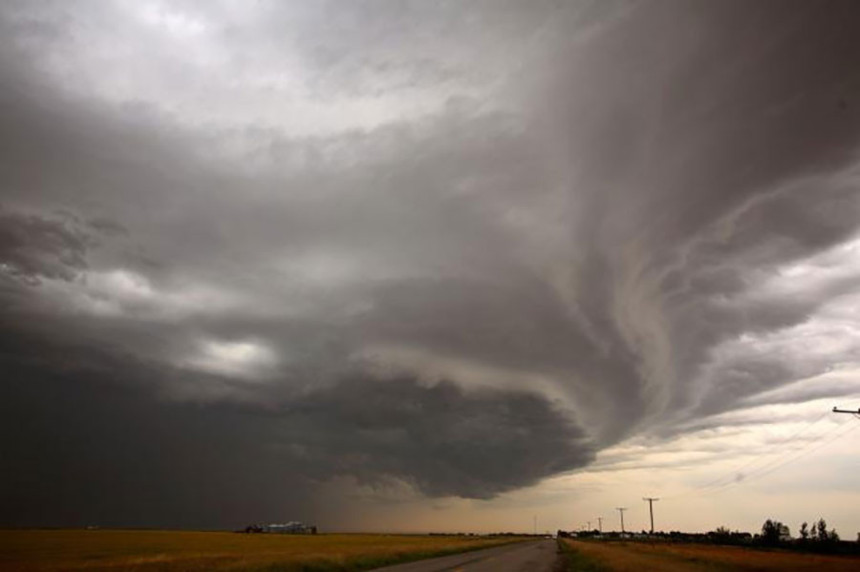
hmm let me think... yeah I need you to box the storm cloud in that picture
[2,0,860,528]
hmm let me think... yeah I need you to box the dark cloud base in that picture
[288,376,594,500]
[0,349,315,529]
[0,326,593,527]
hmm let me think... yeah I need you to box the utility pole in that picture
[616,508,627,533]
[832,406,860,415]
[597,517,603,533]
[643,497,659,534]
[587,520,591,531]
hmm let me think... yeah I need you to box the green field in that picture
[0,530,527,572]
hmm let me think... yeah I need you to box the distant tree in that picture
[709,526,733,545]
[810,519,839,544]
[800,522,809,541]
[761,519,783,545]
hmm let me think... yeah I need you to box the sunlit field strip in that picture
[0,530,530,571]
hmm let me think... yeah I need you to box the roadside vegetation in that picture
[0,529,529,572]
[556,538,606,571]
[560,517,859,557]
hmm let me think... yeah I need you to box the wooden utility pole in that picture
[643,497,659,534]
[832,406,860,415]
[616,508,627,533]
[597,517,603,533]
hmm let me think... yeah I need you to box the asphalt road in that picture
[372,539,559,572]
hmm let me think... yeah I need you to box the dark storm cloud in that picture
[0,333,318,529]
[285,376,593,499]
[0,207,92,284]
[0,320,592,526]
[2,0,860,527]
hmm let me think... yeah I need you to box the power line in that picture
[700,421,847,492]
[662,411,842,501]
[715,420,857,489]
[678,417,860,499]
[679,410,830,495]
[708,419,860,492]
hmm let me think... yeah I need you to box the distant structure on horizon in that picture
[243,521,318,534]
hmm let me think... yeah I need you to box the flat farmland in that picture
[0,530,526,572]
[562,539,860,571]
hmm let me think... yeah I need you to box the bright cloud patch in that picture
[185,339,279,380]
[34,268,246,321]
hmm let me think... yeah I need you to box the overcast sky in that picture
[2,0,860,535]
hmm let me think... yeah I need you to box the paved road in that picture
[372,539,559,572]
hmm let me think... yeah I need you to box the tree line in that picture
[759,518,840,547]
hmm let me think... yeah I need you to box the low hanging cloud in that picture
[283,376,593,499]
[2,0,860,527]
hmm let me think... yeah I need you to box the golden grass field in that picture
[562,539,860,571]
[0,529,526,572]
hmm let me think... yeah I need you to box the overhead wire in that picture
[733,416,860,484]
[689,410,830,491]
[662,410,853,501]
[693,416,860,497]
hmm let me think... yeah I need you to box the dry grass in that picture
[563,539,860,571]
[0,529,526,572]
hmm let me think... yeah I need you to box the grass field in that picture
[0,530,527,572]
[560,539,860,571]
